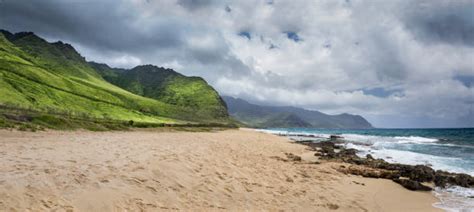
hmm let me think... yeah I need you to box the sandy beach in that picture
[0,128,440,211]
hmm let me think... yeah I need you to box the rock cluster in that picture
[298,140,474,191]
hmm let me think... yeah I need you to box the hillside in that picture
[0,30,231,130]
[223,96,373,129]
[89,62,228,119]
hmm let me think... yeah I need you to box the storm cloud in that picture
[1,0,473,128]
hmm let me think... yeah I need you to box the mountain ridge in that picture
[0,29,232,130]
[223,96,373,129]
[88,62,229,119]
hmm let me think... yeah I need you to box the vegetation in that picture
[90,63,229,119]
[0,30,233,130]
[0,106,236,131]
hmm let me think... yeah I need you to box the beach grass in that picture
[0,106,237,131]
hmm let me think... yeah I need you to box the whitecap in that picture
[434,186,474,212]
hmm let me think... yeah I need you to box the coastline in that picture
[0,128,440,211]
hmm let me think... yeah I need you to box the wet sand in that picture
[0,128,440,211]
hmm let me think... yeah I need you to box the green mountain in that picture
[89,62,228,119]
[0,30,231,129]
[223,96,373,129]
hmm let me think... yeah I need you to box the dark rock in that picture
[297,140,474,190]
[339,148,358,157]
[434,172,448,187]
[366,154,374,160]
[285,153,302,162]
[346,157,366,165]
[320,141,337,148]
[398,165,435,182]
[380,171,400,179]
[330,135,343,140]
[434,170,474,188]
[393,178,432,191]
[339,166,399,179]
[453,173,474,187]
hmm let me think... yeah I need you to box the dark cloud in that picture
[362,87,403,98]
[0,0,185,52]
[422,14,474,46]
[225,5,231,13]
[404,1,474,46]
[177,0,215,11]
[455,75,474,88]
[0,0,252,80]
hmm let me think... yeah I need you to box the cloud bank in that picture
[1,0,473,127]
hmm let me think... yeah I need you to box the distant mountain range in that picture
[0,29,230,127]
[223,96,373,129]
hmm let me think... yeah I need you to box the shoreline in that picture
[0,128,440,211]
[265,128,474,210]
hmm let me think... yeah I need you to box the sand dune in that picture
[0,128,439,211]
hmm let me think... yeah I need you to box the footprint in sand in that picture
[326,203,340,210]
[126,177,147,185]
[146,186,158,193]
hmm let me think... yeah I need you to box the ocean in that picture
[258,128,474,211]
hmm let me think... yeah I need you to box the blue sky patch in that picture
[238,31,251,40]
[455,75,474,87]
[362,87,402,98]
[285,31,301,42]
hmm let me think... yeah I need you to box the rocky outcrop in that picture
[434,171,474,188]
[392,178,432,191]
[298,140,474,191]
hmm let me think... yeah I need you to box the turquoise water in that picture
[264,128,474,175]
[260,128,474,210]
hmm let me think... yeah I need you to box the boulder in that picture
[393,178,432,191]
[366,154,374,160]
[330,135,344,140]
[434,171,474,188]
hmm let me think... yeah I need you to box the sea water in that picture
[258,128,474,211]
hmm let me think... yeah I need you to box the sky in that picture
[0,0,473,128]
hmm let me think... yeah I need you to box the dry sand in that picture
[0,128,440,211]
